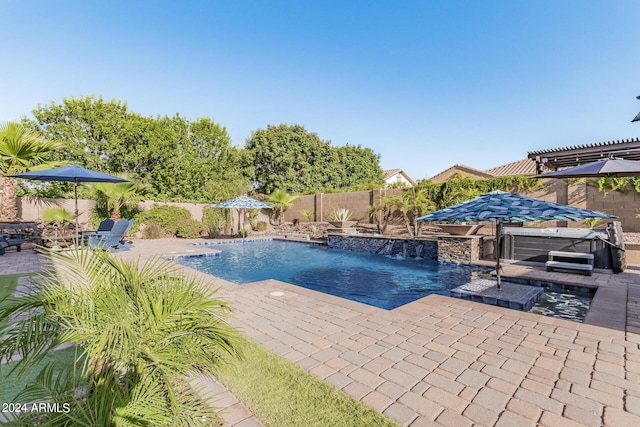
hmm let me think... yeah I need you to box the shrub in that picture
[135,205,191,236]
[142,223,166,239]
[254,221,268,232]
[177,219,204,239]
[238,229,251,237]
[202,207,230,238]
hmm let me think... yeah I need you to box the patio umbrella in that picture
[538,154,640,178]
[214,195,273,239]
[416,190,616,288]
[7,165,130,243]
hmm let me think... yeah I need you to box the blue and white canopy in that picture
[417,190,615,223]
[214,196,273,209]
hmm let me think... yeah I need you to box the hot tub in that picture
[501,227,612,270]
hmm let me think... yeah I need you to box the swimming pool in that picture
[176,240,490,310]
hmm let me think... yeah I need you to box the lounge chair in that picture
[88,219,130,250]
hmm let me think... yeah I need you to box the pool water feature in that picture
[177,240,489,310]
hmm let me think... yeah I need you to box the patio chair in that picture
[0,237,8,256]
[0,233,23,253]
[81,219,115,241]
[119,219,135,245]
[88,219,130,251]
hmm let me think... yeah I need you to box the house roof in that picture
[382,169,402,180]
[485,158,537,177]
[383,169,416,185]
[429,164,493,183]
[527,137,640,170]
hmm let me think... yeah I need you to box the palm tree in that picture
[0,248,242,425]
[0,122,63,221]
[267,189,299,225]
[43,207,75,237]
[87,176,149,220]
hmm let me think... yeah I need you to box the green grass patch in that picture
[0,346,79,403]
[0,272,39,308]
[217,337,399,427]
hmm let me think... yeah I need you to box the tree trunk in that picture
[110,207,121,221]
[402,212,413,236]
[0,177,18,222]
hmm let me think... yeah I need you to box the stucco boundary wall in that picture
[16,198,273,227]
[327,234,483,264]
[286,179,640,233]
[15,178,640,232]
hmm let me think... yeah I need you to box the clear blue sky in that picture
[2,0,639,181]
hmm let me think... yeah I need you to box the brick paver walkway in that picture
[4,239,640,426]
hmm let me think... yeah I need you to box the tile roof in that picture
[382,169,402,180]
[429,164,494,183]
[485,158,537,177]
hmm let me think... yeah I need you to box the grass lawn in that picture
[0,346,79,403]
[217,336,399,427]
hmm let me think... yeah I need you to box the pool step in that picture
[450,279,544,311]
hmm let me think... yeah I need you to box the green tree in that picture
[0,249,241,426]
[25,96,244,202]
[331,144,384,190]
[0,122,63,221]
[245,124,383,194]
[267,189,299,225]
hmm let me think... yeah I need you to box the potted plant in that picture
[328,208,357,229]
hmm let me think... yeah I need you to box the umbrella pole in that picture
[495,221,502,289]
[74,180,79,246]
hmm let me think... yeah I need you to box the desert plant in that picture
[142,223,166,239]
[135,205,191,236]
[0,248,242,425]
[328,208,353,222]
[301,209,315,223]
[202,207,231,237]
[86,175,149,220]
[238,228,251,237]
[0,122,64,221]
[43,207,75,237]
[584,218,601,229]
[248,208,260,229]
[176,219,204,238]
[254,220,268,232]
[267,190,299,225]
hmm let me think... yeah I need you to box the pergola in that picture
[528,137,640,173]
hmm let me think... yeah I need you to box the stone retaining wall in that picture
[327,234,482,264]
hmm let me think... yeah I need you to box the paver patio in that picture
[2,239,640,426]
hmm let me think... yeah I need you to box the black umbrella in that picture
[7,165,130,243]
[538,155,640,178]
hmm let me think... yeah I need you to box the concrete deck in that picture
[2,239,640,426]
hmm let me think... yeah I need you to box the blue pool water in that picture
[176,240,490,310]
